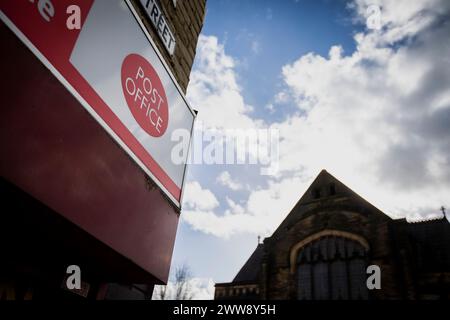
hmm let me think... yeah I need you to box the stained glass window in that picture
[296,236,368,300]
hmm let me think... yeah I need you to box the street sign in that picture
[139,0,176,55]
[1,0,195,208]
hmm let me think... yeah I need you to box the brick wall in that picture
[130,0,206,93]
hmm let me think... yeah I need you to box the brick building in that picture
[132,0,206,92]
[1,0,206,300]
[215,170,450,300]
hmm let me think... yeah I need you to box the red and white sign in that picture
[0,0,195,207]
[121,54,169,138]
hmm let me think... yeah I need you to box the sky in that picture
[154,0,450,299]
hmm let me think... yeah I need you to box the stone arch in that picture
[289,229,369,274]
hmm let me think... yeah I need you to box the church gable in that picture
[271,170,390,240]
[215,170,450,300]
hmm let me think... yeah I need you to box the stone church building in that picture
[215,170,450,300]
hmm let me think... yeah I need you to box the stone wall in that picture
[215,284,260,300]
[261,195,404,300]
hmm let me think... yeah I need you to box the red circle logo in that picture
[121,54,169,137]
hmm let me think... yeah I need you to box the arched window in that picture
[296,236,369,300]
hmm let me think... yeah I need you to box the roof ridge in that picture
[406,214,446,223]
[231,243,265,283]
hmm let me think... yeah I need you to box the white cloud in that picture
[152,278,215,300]
[182,0,450,238]
[265,103,275,114]
[351,0,450,44]
[187,35,261,130]
[183,181,219,211]
[225,197,245,215]
[182,175,309,238]
[216,171,243,190]
[182,210,252,238]
[274,0,450,218]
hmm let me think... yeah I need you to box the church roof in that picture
[217,170,449,290]
[271,169,390,238]
[219,169,392,286]
[393,217,450,272]
[232,243,265,283]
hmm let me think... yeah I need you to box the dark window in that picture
[296,237,368,300]
[329,183,336,196]
[312,188,321,199]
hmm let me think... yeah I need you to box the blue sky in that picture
[200,0,361,122]
[161,0,450,299]
[173,0,361,284]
